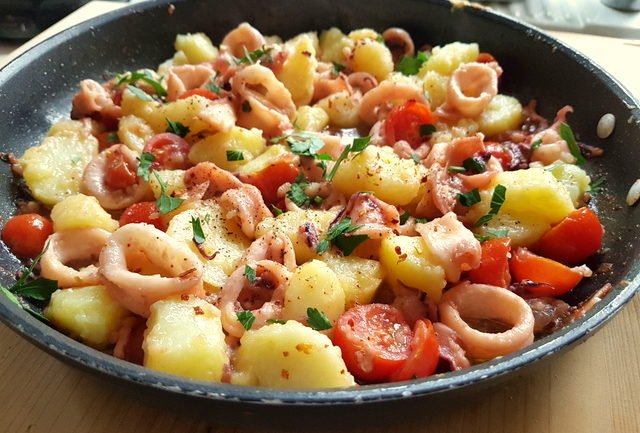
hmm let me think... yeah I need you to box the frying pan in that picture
[0,0,638,428]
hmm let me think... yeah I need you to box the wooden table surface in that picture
[1,2,639,432]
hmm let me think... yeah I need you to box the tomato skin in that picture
[510,247,583,297]
[468,237,511,288]
[383,100,436,148]
[119,202,165,231]
[104,146,137,190]
[534,207,603,266]
[143,133,191,170]
[238,157,299,206]
[333,304,412,382]
[476,52,497,63]
[483,142,513,171]
[2,214,53,258]
[391,319,440,382]
[177,88,219,100]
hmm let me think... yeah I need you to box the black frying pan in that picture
[0,0,638,428]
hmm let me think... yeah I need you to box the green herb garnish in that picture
[399,211,411,225]
[137,152,156,182]
[457,189,481,207]
[266,319,287,325]
[242,100,252,112]
[153,170,185,214]
[395,52,429,75]
[233,46,273,65]
[475,184,507,227]
[126,84,154,102]
[419,123,436,137]
[474,228,510,243]
[331,61,346,77]
[107,132,119,143]
[272,132,325,157]
[165,118,190,137]
[326,136,371,181]
[226,150,245,161]
[448,166,466,173]
[271,204,284,215]
[589,176,606,194]
[530,139,542,154]
[244,265,256,284]
[190,216,206,244]
[411,153,421,165]
[306,307,332,331]
[559,122,585,165]
[462,157,486,174]
[286,174,311,208]
[115,70,167,99]
[237,310,256,330]
[414,218,428,224]
[315,217,368,256]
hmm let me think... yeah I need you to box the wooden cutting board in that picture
[0,2,639,432]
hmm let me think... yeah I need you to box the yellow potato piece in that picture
[174,33,219,64]
[321,253,384,308]
[188,126,266,171]
[276,34,318,106]
[478,94,523,137]
[51,194,118,232]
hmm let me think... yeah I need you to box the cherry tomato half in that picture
[333,303,412,382]
[177,88,219,101]
[238,157,299,206]
[104,146,137,190]
[2,214,53,258]
[468,237,512,288]
[510,247,583,297]
[143,133,191,170]
[119,202,165,231]
[391,319,440,382]
[534,207,604,266]
[383,100,436,148]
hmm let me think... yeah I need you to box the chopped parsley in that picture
[530,139,542,154]
[266,319,287,325]
[331,61,346,76]
[70,156,80,165]
[165,118,190,137]
[414,218,428,224]
[306,307,332,331]
[226,150,245,161]
[153,170,185,214]
[462,157,486,174]
[272,132,325,157]
[395,52,429,75]
[0,242,58,321]
[190,216,206,244]
[115,70,167,99]
[448,166,466,173]
[271,204,284,215]
[126,84,154,102]
[457,188,481,207]
[474,229,509,243]
[233,45,273,65]
[419,123,436,137]
[107,132,119,143]
[286,174,311,208]
[559,122,585,165]
[475,184,507,227]
[242,100,252,112]
[399,211,411,225]
[326,136,371,181]
[137,152,156,182]
[236,310,256,330]
[244,265,256,284]
[589,176,606,194]
[411,153,421,164]
[315,217,368,256]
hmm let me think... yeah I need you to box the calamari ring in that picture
[438,281,534,359]
[99,223,204,317]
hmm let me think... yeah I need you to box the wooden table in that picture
[1,2,639,432]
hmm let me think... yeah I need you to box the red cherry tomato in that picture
[483,142,513,171]
[391,319,440,382]
[2,214,53,258]
[476,52,497,63]
[143,133,191,170]
[104,146,137,190]
[468,237,512,288]
[333,304,412,382]
[238,157,299,206]
[119,202,165,231]
[510,247,583,297]
[383,100,436,148]
[177,88,219,101]
[534,207,604,266]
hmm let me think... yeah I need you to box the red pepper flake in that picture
[181,294,190,301]
[193,306,204,315]
[282,351,289,357]
[395,246,402,255]
[281,369,290,379]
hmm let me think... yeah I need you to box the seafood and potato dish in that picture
[0,22,609,388]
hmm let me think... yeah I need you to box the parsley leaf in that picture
[272,132,325,157]
[414,218,428,224]
[458,188,481,207]
[165,118,190,137]
[331,61,346,77]
[411,153,421,164]
[475,184,507,227]
[242,100,252,112]
[448,166,466,173]
[286,175,311,208]
[399,211,411,225]
[226,150,245,161]
[316,217,368,256]
[271,204,284,215]
[462,157,486,174]
[70,156,80,165]
[233,45,273,65]
[530,139,542,154]
[236,310,256,330]
[107,132,119,143]
[559,122,585,165]
[126,84,154,102]
[205,80,221,94]
[589,176,606,194]
[115,70,167,98]
[191,216,206,244]
[153,171,184,214]
[306,307,332,331]
[244,265,256,284]
[395,52,429,75]
[137,152,156,182]
[326,136,371,181]
[266,318,287,325]
[474,228,509,243]
[419,123,436,137]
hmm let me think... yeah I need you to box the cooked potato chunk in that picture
[18,121,99,206]
[144,296,228,381]
[315,90,360,128]
[237,144,289,176]
[421,71,449,109]
[379,235,446,301]
[188,126,266,171]
[474,210,551,247]
[117,115,155,153]
[419,42,479,76]
[232,321,355,388]
[478,94,523,137]
[282,260,345,324]
[277,34,318,106]
[44,285,128,348]
[174,33,219,64]
[51,194,118,232]
[255,210,336,264]
[295,106,330,132]
[544,162,591,207]
[332,145,427,206]
[351,38,394,81]
[319,27,353,63]
[321,253,384,308]
[148,169,186,199]
[167,200,250,291]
